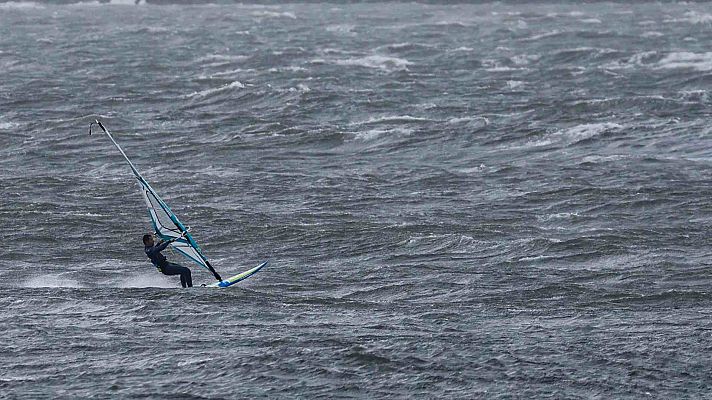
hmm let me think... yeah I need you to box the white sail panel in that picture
[139,181,209,270]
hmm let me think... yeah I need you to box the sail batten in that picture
[92,120,222,282]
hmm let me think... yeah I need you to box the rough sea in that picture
[3,1,712,398]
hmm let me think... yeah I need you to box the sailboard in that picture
[90,119,267,287]
[208,261,269,288]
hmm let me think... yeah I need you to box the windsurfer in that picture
[143,234,193,288]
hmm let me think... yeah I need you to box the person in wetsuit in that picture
[143,233,193,288]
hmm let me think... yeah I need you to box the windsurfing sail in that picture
[90,120,222,282]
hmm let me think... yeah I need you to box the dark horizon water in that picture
[3,1,712,398]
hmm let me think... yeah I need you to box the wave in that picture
[446,116,489,127]
[552,122,623,144]
[604,51,712,72]
[579,154,631,164]
[267,66,307,73]
[510,53,540,66]
[665,11,712,25]
[185,80,245,98]
[398,234,485,256]
[519,122,623,149]
[127,26,171,35]
[332,55,412,72]
[684,11,712,24]
[325,24,356,35]
[353,126,413,142]
[251,10,296,19]
[0,121,19,130]
[353,115,432,126]
[452,164,487,175]
[602,51,658,70]
[522,29,562,42]
[603,290,712,305]
[482,63,518,72]
[656,52,712,71]
[0,1,43,8]
[536,212,580,222]
[375,42,437,55]
[195,54,248,64]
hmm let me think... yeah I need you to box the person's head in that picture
[143,234,154,246]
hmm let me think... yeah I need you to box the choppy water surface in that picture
[3,1,712,398]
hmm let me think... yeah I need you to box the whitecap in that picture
[67,1,103,6]
[353,115,431,125]
[657,52,712,71]
[580,154,629,164]
[686,11,712,24]
[252,10,297,19]
[511,54,540,66]
[383,42,416,51]
[523,30,562,41]
[185,81,245,98]
[454,164,487,175]
[603,51,658,70]
[196,54,248,63]
[446,116,489,127]
[431,20,471,28]
[518,255,551,262]
[200,68,249,79]
[0,121,19,130]
[537,212,579,222]
[267,66,307,73]
[333,55,412,71]
[554,122,622,143]
[505,80,524,89]
[669,11,712,25]
[0,1,43,9]
[326,24,356,34]
[482,58,520,71]
[486,66,517,72]
[354,127,413,142]
[143,26,169,34]
[515,122,622,149]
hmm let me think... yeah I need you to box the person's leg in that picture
[162,262,190,288]
[182,267,192,287]
[179,273,187,288]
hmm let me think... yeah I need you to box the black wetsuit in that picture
[145,240,192,288]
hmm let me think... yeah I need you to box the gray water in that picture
[3,1,712,398]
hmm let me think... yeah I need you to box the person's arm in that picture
[154,237,176,252]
